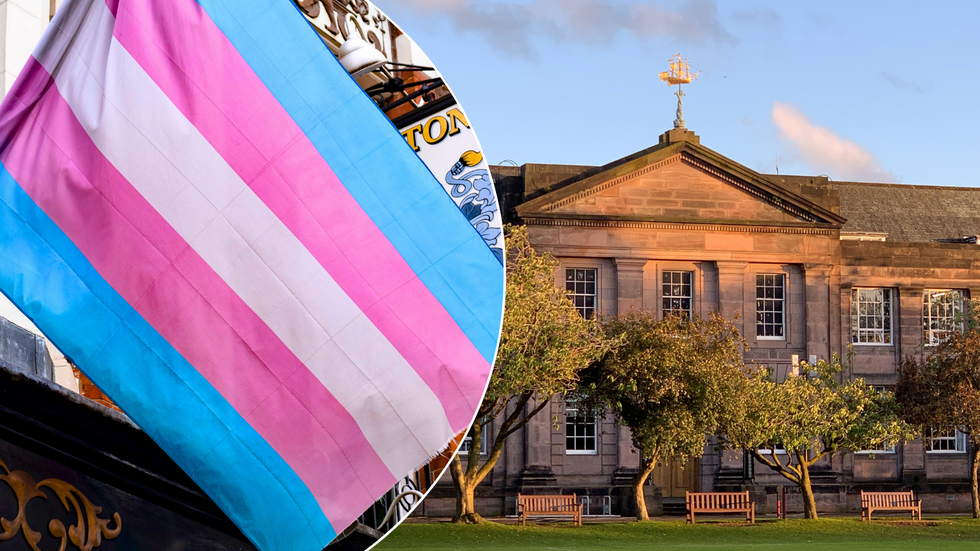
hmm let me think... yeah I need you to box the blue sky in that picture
[381,0,980,186]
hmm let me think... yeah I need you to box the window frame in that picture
[459,434,487,457]
[926,427,967,454]
[923,289,965,347]
[661,270,694,319]
[564,400,599,456]
[757,444,788,455]
[756,273,787,341]
[565,267,598,319]
[850,288,894,346]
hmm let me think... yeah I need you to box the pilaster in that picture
[614,258,647,315]
[519,396,557,489]
[616,424,638,471]
[522,396,554,466]
[899,287,924,368]
[901,437,927,490]
[803,264,832,364]
[715,261,747,334]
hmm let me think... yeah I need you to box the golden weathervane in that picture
[658,54,699,129]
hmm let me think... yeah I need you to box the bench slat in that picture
[860,491,921,522]
[517,494,583,527]
[686,492,754,525]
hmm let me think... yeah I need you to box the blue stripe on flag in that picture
[193,0,503,363]
[0,163,335,551]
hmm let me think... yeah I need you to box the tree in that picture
[720,354,915,519]
[448,226,611,524]
[897,301,980,518]
[581,311,749,521]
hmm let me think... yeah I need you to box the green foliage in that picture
[583,311,749,465]
[723,354,915,470]
[452,226,614,522]
[719,352,915,519]
[897,301,980,443]
[487,226,608,407]
[897,300,980,517]
[724,355,914,462]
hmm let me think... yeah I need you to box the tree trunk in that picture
[798,462,818,519]
[458,485,480,524]
[450,392,553,524]
[451,456,464,519]
[633,455,657,521]
[972,448,980,519]
[450,456,483,524]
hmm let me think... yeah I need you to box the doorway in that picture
[652,456,700,498]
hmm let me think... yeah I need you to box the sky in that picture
[379,0,980,186]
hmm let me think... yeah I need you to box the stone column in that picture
[612,424,642,516]
[715,261,747,334]
[829,268,843,359]
[901,437,927,491]
[839,283,853,357]
[1,0,50,95]
[616,424,638,470]
[898,287,924,369]
[803,264,832,365]
[519,396,557,490]
[614,258,647,315]
[523,396,554,466]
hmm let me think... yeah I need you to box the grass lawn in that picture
[375,517,980,550]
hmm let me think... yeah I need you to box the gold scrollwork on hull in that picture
[0,456,121,551]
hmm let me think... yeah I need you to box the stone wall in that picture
[440,142,980,519]
[551,161,803,223]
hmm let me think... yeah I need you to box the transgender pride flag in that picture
[0,0,503,549]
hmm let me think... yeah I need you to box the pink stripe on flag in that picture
[112,0,492,430]
[0,57,396,519]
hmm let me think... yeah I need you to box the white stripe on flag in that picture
[36,0,453,477]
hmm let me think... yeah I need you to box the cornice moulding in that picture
[523,217,838,236]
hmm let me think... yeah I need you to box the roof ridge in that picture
[831,181,980,191]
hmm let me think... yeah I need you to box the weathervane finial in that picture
[658,54,699,130]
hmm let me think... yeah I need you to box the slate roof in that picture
[831,182,980,243]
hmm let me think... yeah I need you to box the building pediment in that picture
[516,129,845,230]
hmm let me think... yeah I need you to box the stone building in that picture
[419,127,980,518]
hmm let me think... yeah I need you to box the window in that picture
[756,274,786,339]
[662,271,693,318]
[758,444,787,455]
[927,427,967,453]
[566,269,597,318]
[459,434,486,456]
[923,290,964,346]
[565,402,597,455]
[857,386,896,453]
[851,288,893,344]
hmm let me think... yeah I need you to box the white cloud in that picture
[387,0,738,59]
[772,102,896,183]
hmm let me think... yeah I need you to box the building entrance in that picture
[652,457,699,498]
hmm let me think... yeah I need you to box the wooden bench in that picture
[860,490,921,522]
[517,493,582,526]
[686,491,755,524]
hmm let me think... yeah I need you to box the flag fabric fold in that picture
[0,0,503,549]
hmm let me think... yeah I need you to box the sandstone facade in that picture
[419,128,980,518]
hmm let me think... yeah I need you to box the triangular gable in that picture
[517,131,845,228]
